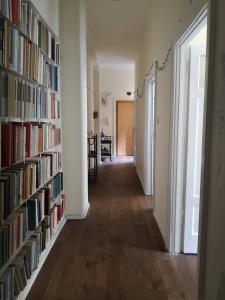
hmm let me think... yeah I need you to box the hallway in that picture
[27,162,197,300]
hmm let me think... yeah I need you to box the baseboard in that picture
[66,202,90,220]
[136,167,145,192]
[153,211,168,251]
[17,217,67,300]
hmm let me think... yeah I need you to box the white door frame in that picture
[144,64,157,205]
[169,4,208,254]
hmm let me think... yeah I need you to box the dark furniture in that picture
[101,136,112,162]
[88,135,98,181]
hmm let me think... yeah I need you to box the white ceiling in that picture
[85,0,151,68]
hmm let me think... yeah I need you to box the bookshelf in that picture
[0,0,66,299]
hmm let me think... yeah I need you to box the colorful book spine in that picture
[0,194,65,297]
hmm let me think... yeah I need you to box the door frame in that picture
[144,64,157,205]
[169,4,208,254]
[116,100,134,156]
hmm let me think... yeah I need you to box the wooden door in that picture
[117,101,134,156]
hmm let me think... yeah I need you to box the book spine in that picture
[1,123,12,168]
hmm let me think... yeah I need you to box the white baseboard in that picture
[136,167,145,192]
[17,217,67,300]
[66,202,90,220]
[153,211,169,251]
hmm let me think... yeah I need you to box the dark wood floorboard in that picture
[27,162,197,300]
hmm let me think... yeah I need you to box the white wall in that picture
[100,68,135,156]
[198,0,225,298]
[31,0,59,36]
[87,54,95,133]
[135,0,207,247]
[93,69,102,163]
[59,0,89,219]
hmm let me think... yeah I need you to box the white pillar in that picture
[59,0,89,219]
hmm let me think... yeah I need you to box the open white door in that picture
[145,72,156,197]
[183,35,206,253]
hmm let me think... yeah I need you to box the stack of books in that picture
[1,123,62,167]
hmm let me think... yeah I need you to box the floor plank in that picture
[27,161,197,300]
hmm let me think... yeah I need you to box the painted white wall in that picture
[93,68,102,163]
[135,0,207,247]
[87,54,95,133]
[198,0,225,299]
[59,0,89,219]
[31,0,59,36]
[100,68,135,156]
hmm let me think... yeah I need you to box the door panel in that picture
[147,79,155,196]
[183,43,206,254]
[117,102,134,156]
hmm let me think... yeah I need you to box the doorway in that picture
[170,6,208,254]
[145,65,156,198]
[116,101,134,156]
[183,24,207,253]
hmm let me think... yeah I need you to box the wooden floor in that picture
[27,161,197,300]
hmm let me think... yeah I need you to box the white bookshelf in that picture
[17,217,66,300]
[0,0,66,298]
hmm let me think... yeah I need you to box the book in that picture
[1,123,12,167]
[27,197,39,231]
[0,225,9,268]
[0,266,14,299]
[0,17,3,65]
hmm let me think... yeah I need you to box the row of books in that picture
[46,172,63,204]
[0,155,62,221]
[0,205,28,270]
[0,178,64,269]
[38,53,59,91]
[21,0,60,63]
[0,0,21,27]
[0,70,61,119]
[0,16,59,91]
[0,195,65,298]
[1,122,62,168]
[0,0,59,64]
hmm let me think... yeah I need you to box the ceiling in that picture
[85,0,151,68]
